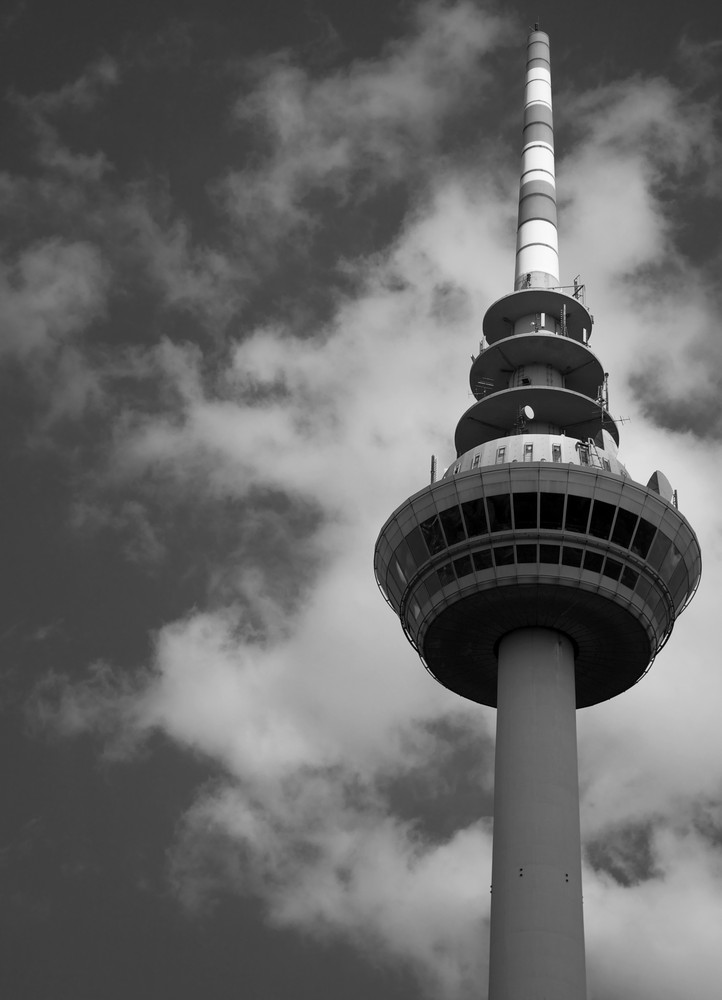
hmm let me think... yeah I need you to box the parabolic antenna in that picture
[522,405,535,421]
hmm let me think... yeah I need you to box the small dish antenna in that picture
[522,405,535,421]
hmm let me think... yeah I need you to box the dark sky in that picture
[2,2,722,999]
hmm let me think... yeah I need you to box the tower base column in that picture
[488,628,586,1000]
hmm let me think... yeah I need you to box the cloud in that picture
[70,498,166,568]
[559,76,719,282]
[676,34,722,88]
[629,362,722,440]
[19,54,119,114]
[16,4,722,999]
[218,1,513,242]
[35,595,492,996]
[558,75,722,441]
[0,238,109,359]
[0,237,110,423]
[171,781,491,996]
[116,193,243,329]
[584,819,722,1000]
[9,55,118,180]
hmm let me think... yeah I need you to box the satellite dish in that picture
[522,405,535,421]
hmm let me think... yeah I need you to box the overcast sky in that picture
[2,1,722,998]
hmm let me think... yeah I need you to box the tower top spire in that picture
[515,29,558,291]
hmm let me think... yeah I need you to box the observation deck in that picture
[374,463,701,708]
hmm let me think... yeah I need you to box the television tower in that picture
[374,28,701,1000]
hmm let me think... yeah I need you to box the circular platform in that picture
[454,386,619,453]
[374,464,701,708]
[483,289,593,344]
[469,333,604,400]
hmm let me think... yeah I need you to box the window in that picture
[647,531,672,572]
[540,493,564,529]
[394,547,411,582]
[438,564,455,586]
[602,459,611,471]
[631,518,656,558]
[462,498,487,537]
[589,500,616,540]
[583,551,604,573]
[487,494,512,532]
[513,492,537,529]
[524,442,534,462]
[495,446,506,464]
[453,555,473,578]
[420,515,445,554]
[602,557,623,581]
[440,506,466,546]
[552,444,562,462]
[493,545,515,566]
[387,575,403,605]
[660,542,682,582]
[611,508,637,548]
[472,454,481,469]
[453,463,461,475]
[516,544,537,563]
[473,549,493,571]
[620,566,638,589]
[562,547,583,567]
[540,544,560,563]
[669,559,689,609]
[405,527,428,565]
[565,495,591,533]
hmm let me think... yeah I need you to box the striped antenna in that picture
[514,30,559,291]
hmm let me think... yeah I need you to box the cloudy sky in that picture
[2,1,722,997]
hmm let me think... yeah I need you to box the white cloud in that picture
[584,822,722,999]
[0,238,109,358]
[117,194,244,327]
[0,237,110,426]
[559,76,722,440]
[18,54,119,114]
[219,1,513,239]
[22,7,722,1000]
[10,55,119,180]
[170,778,491,996]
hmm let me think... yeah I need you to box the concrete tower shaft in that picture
[373,27,701,1000]
[489,630,586,1000]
